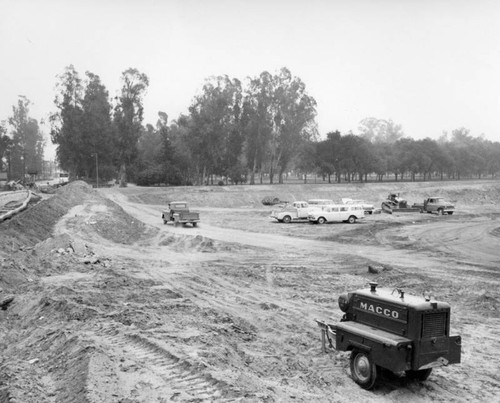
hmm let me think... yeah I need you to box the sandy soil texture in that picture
[0,180,499,402]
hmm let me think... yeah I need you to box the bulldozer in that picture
[381,193,420,214]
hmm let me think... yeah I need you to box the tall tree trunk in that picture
[250,155,257,185]
[119,163,127,187]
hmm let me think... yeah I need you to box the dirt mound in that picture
[158,233,248,253]
[0,181,156,255]
[0,181,93,253]
[70,197,157,245]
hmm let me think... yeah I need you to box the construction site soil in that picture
[0,180,499,402]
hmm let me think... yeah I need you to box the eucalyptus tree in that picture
[188,75,244,184]
[166,114,196,185]
[8,96,45,180]
[157,111,188,184]
[358,117,405,144]
[51,66,115,180]
[242,71,274,184]
[135,123,163,185]
[268,68,317,183]
[50,65,84,177]
[113,68,149,186]
[81,72,114,180]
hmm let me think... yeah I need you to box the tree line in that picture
[0,96,45,182]
[1,65,499,186]
[315,121,500,183]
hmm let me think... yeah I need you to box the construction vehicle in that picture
[381,193,420,214]
[316,282,461,389]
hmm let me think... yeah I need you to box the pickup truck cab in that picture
[414,197,455,215]
[162,201,200,226]
[308,204,365,224]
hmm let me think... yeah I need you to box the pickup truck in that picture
[162,201,200,226]
[413,197,455,215]
[270,201,311,223]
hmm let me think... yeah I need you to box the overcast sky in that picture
[1,0,499,160]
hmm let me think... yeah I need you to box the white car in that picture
[307,199,334,207]
[308,204,365,224]
[270,201,310,223]
[342,198,375,215]
[271,199,336,223]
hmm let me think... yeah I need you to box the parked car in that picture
[342,198,375,214]
[308,199,334,207]
[308,204,365,224]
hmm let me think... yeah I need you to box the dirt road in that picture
[0,181,499,402]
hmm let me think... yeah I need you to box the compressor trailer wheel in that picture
[350,350,378,389]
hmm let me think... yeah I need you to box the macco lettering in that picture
[359,302,399,319]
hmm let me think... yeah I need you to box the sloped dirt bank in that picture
[0,180,499,402]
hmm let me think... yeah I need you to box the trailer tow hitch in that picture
[315,320,336,353]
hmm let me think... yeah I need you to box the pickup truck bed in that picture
[172,211,200,226]
[162,201,200,227]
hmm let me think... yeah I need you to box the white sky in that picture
[1,0,500,160]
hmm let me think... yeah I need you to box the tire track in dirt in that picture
[92,326,241,401]
[374,216,500,283]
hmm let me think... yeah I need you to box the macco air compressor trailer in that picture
[316,282,461,389]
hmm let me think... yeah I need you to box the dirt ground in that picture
[0,180,499,402]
